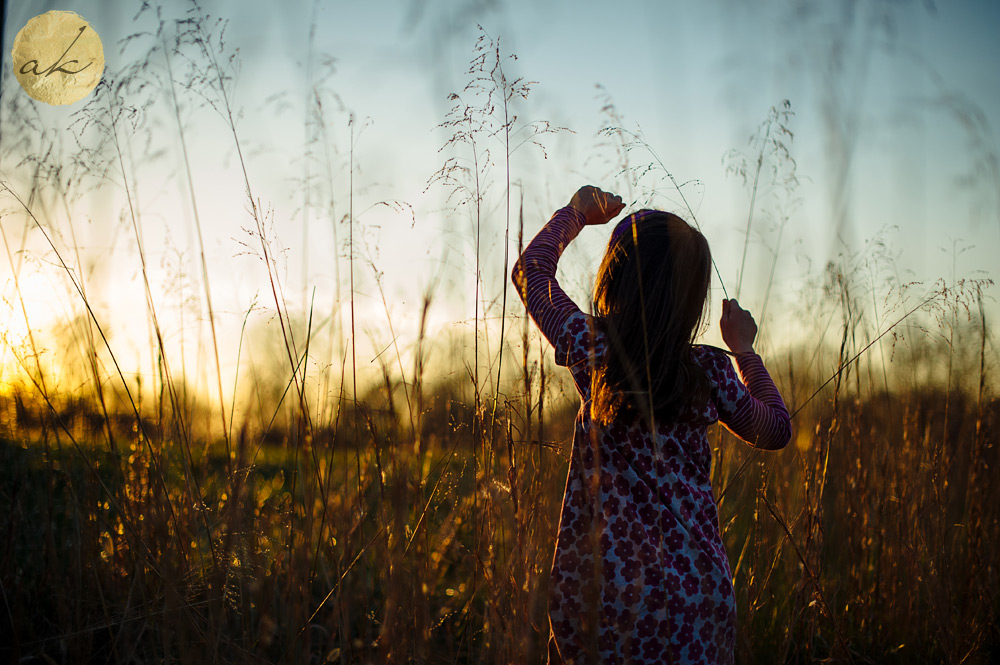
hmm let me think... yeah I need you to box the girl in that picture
[512,186,791,664]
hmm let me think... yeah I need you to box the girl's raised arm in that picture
[723,352,792,450]
[511,186,624,347]
[511,206,587,346]
[717,299,792,450]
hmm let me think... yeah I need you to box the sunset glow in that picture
[1,1,997,662]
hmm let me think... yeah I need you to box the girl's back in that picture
[513,187,790,664]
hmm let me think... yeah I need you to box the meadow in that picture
[0,4,997,663]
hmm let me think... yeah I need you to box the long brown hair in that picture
[590,211,713,427]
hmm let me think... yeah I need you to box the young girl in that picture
[512,186,791,664]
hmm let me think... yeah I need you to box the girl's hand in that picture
[568,185,624,225]
[720,299,757,353]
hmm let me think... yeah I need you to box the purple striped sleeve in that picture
[722,352,791,450]
[511,206,588,347]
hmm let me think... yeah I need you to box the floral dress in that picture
[512,207,791,665]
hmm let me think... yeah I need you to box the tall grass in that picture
[0,6,998,664]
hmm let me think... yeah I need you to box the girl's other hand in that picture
[720,299,757,353]
[568,185,624,225]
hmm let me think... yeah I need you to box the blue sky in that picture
[1,0,998,396]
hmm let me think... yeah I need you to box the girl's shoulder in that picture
[691,343,748,412]
[690,343,733,365]
[554,311,607,369]
[690,344,738,386]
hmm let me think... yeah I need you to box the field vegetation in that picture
[0,3,997,663]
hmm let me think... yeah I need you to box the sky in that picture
[1,0,998,404]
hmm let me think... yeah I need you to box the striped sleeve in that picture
[511,206,587,348]
[719,352,791,450]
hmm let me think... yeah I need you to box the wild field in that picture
[0,4,997,664]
